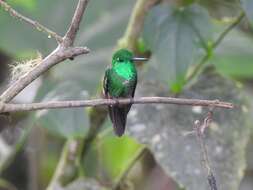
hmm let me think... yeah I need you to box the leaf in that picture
[96,134,141,180]
[143,4,212,93]
[212,30,253,78]
[241,0,253,26]
[34,80,89,138]
[126,73,250,190]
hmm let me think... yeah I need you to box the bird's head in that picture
[112,49,148,66]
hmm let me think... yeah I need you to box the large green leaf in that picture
[212,30,253,79]
[143,3,212,93]
[96,133,141,180]
[241,0,253,26]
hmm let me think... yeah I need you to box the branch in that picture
[186,11,245,82]
[194,112,218,190]
[63,0,89,47]
[0,0,90,103]
[0,0,63,43]
[0,97,233,113]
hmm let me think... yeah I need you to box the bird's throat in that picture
[113,62,136,80]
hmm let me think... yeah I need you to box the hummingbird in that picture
[103,49,147,137]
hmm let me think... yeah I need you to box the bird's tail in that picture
[108,105,130,136]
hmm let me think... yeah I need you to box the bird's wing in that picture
[113,75,137,136]
[103,68,126,136]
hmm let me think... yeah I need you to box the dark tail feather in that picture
[108,105,130,136]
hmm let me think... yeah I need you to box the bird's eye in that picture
[117,58,123,62]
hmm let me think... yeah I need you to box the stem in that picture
[186,12,245,82]
[194,112,218,190]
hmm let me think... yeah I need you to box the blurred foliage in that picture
[143,3,212,93]
[0,0,253,190]
[96,134,141,180]
[82,122,143,183]
[212,30,253,78]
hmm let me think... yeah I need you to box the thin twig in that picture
[212,12,245,48]
[63,0,89,47]
[0,97,233,113]
[0,0,63,43]
[187,11,245,82]
[194,112,218,190]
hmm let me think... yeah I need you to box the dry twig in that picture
[0,0,90,103]
[194,112,218,190]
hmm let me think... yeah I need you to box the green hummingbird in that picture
[103,49,147,136]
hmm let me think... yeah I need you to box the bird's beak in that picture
[131,57,148,62]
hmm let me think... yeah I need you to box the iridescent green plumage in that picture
[103,49,147,136]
